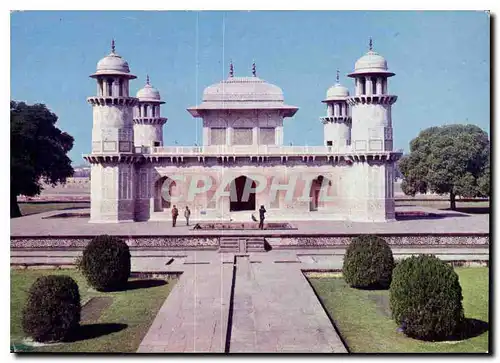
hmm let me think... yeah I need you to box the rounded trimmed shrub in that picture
[342,235,394,289]
[80,234,131,291]
[390,255,464,341]
[22,275,81,342]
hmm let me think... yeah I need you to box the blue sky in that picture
[11,11,490,165]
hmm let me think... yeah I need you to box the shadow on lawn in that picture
[442,207,490,215]
[65,323,128,342]
[455,318,489,340]
[123,279,167,291]
[395,212,469,221]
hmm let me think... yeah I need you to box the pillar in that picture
[376,77,383,94]
[203,127,210,146]
[252,127,259,146]
[275,126,283,145]
[102,80,108,97]
[226,126,233,146]
[366,76,373,96]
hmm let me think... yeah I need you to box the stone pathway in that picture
[136,252,347,353]
[137,261,233,353]
[229,257,346,352]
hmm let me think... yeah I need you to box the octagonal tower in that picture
[320,70,351,150]
[133,75,167,152]
[344,39,400,222]
[85,40,139,222]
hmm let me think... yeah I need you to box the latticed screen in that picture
[233,128,253,145]
[259,127,275,145]
[210,128,226,145]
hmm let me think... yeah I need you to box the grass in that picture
[11,268,177,353]
[18,202,90,216]
[309,267,489,353]
[395,200,489,214]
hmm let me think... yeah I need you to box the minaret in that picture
[85,40,138,223]
[345,38,400,222]
[320,69,351,150]
[133,75,167,152]
[347,38,397,152]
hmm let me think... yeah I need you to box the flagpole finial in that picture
[369,37,373,51]
[111,39,116,53]
[252,61,256,77]
[229,60,234,77]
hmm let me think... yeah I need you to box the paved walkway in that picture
[10,247,490,268]
[134,251,348,353]
[230,257,346,352]
[137,261,234,353]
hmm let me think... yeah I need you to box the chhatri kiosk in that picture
[84,39,401,223]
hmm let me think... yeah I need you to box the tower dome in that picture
[326,83,349,99]
[136,75,162,102]
[354,51,388,72]
[324,70,350,101]
[90,40,136,79]
[348,39,395,77]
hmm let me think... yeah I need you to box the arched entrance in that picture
[154,176,177,212]
[229,176,256,212]
[310,175,331,211]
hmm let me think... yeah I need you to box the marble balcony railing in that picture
[147,145,404,156]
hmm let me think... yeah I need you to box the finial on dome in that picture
[336,69,340,83]
[229,60,234,78]
[146,74,150,85]
[111,39,116,54]
[369,37,373,51]
[252,61,256,77]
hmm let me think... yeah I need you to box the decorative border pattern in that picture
[11,234,488,250]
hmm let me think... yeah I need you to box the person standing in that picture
[171,205,179,227]
[258,205,266,230]
[184,206,191,226]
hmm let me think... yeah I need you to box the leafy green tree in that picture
[11,101,74,217]
[398,124,490,210]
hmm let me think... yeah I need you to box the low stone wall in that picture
[11,233,488,250]
[10,236,219,250]
[271,234,489,249]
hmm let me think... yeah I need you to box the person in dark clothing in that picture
[184,206,191,226]
[171,205,179,227]
[258,205,266,230]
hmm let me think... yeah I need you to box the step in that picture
[246,237,266,252]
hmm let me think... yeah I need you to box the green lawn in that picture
[395,200,489,214]
[11,269,176,353]
[309,268,489,353]
[18,202,90,216]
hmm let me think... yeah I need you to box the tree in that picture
[11,101,74,217]
[398,124,490,210]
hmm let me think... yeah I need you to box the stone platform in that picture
[11,205,489,238]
